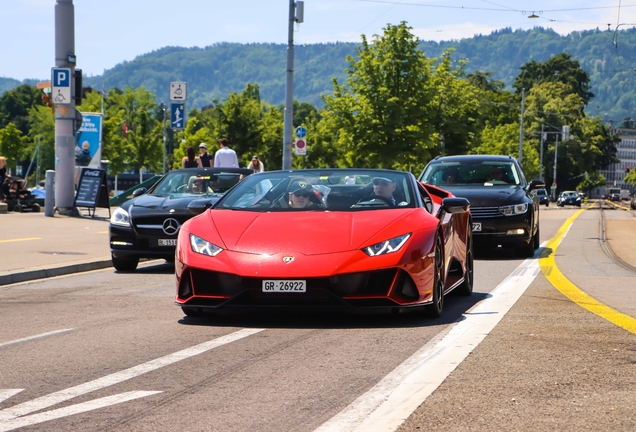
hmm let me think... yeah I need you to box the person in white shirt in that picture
[247,155,265,172]
[214,138,239,168]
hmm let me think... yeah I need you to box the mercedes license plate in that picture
[472,223,482,232]
[262,280,306,293]
[158,239,177,246]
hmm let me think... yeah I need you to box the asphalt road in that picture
[1,207,635,431]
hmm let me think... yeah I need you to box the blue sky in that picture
[1,0,634,80]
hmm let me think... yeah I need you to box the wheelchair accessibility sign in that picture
[51,68,72,104]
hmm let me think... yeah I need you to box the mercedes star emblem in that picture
[283,256,294,264]
[162,218,180,235]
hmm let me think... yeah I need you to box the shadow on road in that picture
[176,291,491,330]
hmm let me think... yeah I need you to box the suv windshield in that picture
[420,160,521,186]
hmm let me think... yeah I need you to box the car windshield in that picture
[420,160,521,186]
[216,170,416,211]
[536,189,547,196]
[562,191,577,197]
[150,171,244,197]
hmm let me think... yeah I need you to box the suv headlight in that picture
[363,234,411,257]
[190,234,223,257]
[499,203,528,216]
[110,207,131,227]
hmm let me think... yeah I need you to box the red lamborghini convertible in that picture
[175,169,473,317]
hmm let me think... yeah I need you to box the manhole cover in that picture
[38,251,87,255]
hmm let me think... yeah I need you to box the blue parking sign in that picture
[171,103,185,129]
[51,67,72,104]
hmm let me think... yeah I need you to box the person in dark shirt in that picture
[198,143,212,167]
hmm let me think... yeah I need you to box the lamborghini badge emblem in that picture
[283,256,294,264]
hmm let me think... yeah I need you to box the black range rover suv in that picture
[419,155,545,257]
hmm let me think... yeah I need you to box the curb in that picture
[0,259,113,286]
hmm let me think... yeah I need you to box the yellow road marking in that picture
[98,231,108,234]
[540,209,636,335]
[0,237,42,244]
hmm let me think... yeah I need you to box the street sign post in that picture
[294,138,306,155]
[171,103,185,129]
[170,82,187,101]
[51,67,71,104]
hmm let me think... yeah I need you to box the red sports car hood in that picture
[208,209,414,255]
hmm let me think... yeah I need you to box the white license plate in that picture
[472,223,482,232]
[262,280,306,292]
[158,239,177,246]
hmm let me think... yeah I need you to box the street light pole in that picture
[539,123,544,181]
[162,107,167,174]
[518,88,525,164]
[552,133,559,200]
[282,1,303,171]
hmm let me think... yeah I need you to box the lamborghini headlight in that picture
[110,207,131,227]
[190,234,223,257]
[499,203,528,216]
[363,233,411,257]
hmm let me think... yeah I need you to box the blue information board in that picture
[171,103,185,129]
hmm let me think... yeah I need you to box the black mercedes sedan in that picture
[109,167,254,271]
[419,155,545,257]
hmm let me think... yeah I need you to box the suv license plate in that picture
[262,280,306,292]
[158,239,177,246]
[472,223,482,232]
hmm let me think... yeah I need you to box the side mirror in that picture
[527,179,545,192]
[187,199,214,215]
[439,197,470,215]
[132,188,147,197]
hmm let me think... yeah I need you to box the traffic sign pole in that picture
[53,0,77,212]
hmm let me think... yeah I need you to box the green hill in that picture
[4,26,635,119]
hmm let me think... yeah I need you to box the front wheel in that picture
[532,225,540,250]
[425,234,445,318]
[112,255,139,272]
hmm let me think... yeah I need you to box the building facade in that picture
[595,128,636,198]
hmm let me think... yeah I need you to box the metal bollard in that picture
[45,170,55,217]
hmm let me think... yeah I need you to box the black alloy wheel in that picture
[426,234,445,318]
[533,225,541,250]
[456,228,473,296]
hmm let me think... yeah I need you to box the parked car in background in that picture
[532,188,550,207]
[419,154,544,257]
[630,193,636,210]
[608,193,620,202]
[557,191,582,207]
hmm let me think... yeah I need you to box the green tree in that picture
[321,22,435,170]
[578,171,606,193]
[513,52,593,106]
[0,123,26,171]
[27,105,56,173]
[0,84,43,135]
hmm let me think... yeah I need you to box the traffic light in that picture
[627,166,631,174]
[74,69,83,106]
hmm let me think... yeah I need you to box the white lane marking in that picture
[0,328,264,421]
[316,252,543,432]
[0,391,161,432]
[0,391,23,405]
[0,329,76,349]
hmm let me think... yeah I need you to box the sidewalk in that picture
[0,208,113,285]
[0,205,635,286]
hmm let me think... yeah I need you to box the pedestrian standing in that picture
[0,156,6,200]
[214,138,239,168]
[182,146,202,168]
[247,155,265,172]
[198,143,212,167]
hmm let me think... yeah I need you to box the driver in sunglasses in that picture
[288,178,317,208]
[371,177,398,206]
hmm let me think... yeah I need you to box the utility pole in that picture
[518,88,525,164]
[162,107,167,174]
[539,124,544,181]
[282,1,304,171]
[54,0,76,212]
[552,133,559,200]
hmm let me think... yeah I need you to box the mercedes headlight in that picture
[499,203,528,216]
[110,207,131,227]
[363,234,411,257]
[190,234,223,257]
